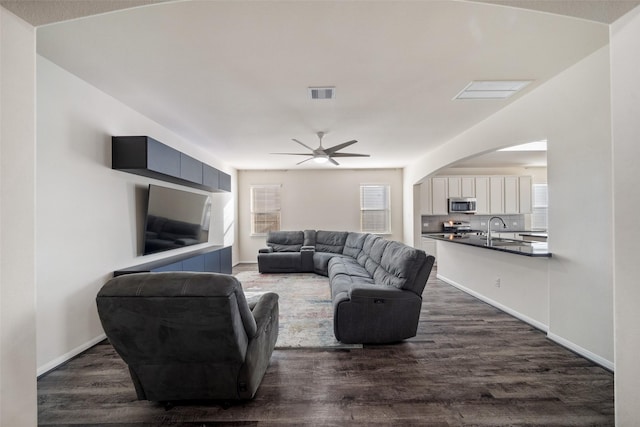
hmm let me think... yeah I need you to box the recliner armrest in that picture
[250,292,279,336]
[258,247,274,254]
[348,284,417,301]
[301,246,315,252]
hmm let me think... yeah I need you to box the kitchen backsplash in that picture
[421,214,526,233]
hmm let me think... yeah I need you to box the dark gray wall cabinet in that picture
[112,136,230,192]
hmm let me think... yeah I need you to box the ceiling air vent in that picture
[309,86,335,100]
[454,80,532,100]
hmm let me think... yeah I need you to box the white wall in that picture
[610,6,640,424]
[437,242,549,330]
[237,168,404,262]
[404,46,614,367]
[0,7,37,426]
[36,56,236,374]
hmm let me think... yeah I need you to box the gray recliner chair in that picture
[96,272,279,403]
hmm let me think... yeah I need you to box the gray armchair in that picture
[96,272,278,403]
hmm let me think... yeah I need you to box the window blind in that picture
[532,184,548,231]
[250,184,281,235]
[360,184,390,234]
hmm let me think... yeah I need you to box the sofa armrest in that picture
[348,284,417,301]
[258,247,274,254]
[250,292,279,334]
[334,284,422,344]
[239,292,279,399]
[301,246,315,251]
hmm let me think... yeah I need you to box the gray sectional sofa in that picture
[258,230,435,344]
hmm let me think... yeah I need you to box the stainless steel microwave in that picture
[448,197,477,213]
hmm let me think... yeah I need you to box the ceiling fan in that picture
[272,131,370,165]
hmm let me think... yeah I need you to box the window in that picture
[360,184,390,234]
[532,184,548,230]
[250,184,281,235]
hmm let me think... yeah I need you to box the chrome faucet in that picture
[487,216,507,244]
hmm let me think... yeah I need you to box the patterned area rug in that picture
[235,271,363,349]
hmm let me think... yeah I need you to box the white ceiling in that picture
[6,0,638,169]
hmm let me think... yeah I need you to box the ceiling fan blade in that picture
[292,138,315,151]
[324,140,358,155]
[328,157,340,166]
[271,152,315,156]
[296,157,315,165]
[330,152,371,158]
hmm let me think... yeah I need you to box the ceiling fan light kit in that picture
[272,131,370,166]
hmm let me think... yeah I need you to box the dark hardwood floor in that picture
[37,265,614,426]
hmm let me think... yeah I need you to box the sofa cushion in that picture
[303,229,316,247]
[363,237,389,277]
[356,233,380,269]
[315,230,348,253]
[313,252,345,276]
[267,230,304,252]
[373,242,428,293]
[328,256,370,281]
[343,232,367,259]
[330,273,375,299]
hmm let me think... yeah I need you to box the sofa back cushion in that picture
[266,230,304,252]
[315,230,348,253]
[373,242,429,294]
[343,232,367,258]
[357,234,389,277]
[303,229,316,247]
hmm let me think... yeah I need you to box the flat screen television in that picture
[143,184,211,255]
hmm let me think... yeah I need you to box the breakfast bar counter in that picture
[424,233,552,257]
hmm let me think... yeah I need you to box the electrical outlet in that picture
[513,222,518,226]
[480,222,486,226]
[495,278,501,288]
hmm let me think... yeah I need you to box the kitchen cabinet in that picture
[461,177,475,197]
[475,177,490,214]
[504,176,519,214]
[421,174,533,216]
[431,177,449,214]
[420,180,433,215]
[519,176,532,214]
[447,177,461,198]
[490,177,504,214]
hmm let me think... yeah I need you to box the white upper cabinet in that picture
[447,177,461,198]
[461,177,475,197]
[490,176,505,214]
[504,176,519,214]
[475,177,490,214]
[420,175,534,216]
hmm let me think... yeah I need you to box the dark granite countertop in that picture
[424,233,552,258]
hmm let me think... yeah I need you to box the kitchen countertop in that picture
[424,233,552,257]
[517,232,548,238]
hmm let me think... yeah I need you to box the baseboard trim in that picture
[37,333,107,378]
[437,273,549,332]
[437,273,614,371]
[547,332,614,371]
